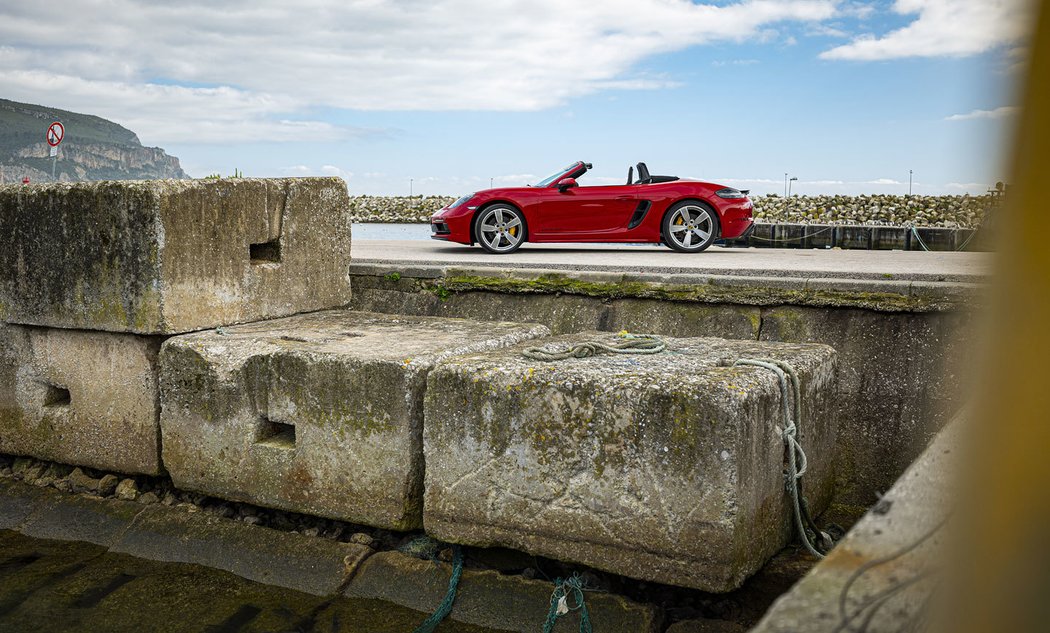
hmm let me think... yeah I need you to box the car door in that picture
[533,184,638,238]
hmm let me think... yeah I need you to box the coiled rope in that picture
[411,544,464,633]
[734,358,834,558]
[543,574,593,633]
[522,333,665,362]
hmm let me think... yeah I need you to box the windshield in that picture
[534,162,580,187]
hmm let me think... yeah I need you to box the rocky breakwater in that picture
[347,194,999,229]
[751,194,996,228]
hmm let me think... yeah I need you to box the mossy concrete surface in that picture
[749,414,960,633]
[159,309,549,531]
[0,323,162,474]
[423,332,839,592]
[0,178,352,334]
[350,269,972,503]
[346,551,659,632]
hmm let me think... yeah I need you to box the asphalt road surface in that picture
[352,241,990,283]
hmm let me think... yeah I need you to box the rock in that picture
[69,467,100,493]
[0,323,163,474]
[114,478,138,501]
[97,474,120,496]
[349,532,374,547]
[162,492,177,506]
[0,178,353,334]
[159,310,549,530]
[424,333,840,592]
[302,526,320,538]
[137,491,160,505]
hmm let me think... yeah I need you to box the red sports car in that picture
[430,161,754,254]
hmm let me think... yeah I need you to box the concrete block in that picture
[345,551,659,633]
[776,224,805,248]
[803,225,835,249]
[911,227,955,251]
[159,310,549,530]
[871,226,909,250]
[0,178,352,334]
[0,323,162,474]
[423,333,839,592]
[835,226,872,250]
[750,223,775,246]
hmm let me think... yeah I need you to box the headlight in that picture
[449,194,474,209]
[715,188,747,199]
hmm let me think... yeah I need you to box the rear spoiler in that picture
[741,190,750,195]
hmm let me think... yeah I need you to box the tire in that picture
[474,204,527,254]
[662,201,719,253]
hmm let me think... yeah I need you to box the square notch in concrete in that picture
[159,310,550,531]
[249,238,282,265]
[255,418,295,450]
[423,333,840,592]
[41,383,72,408]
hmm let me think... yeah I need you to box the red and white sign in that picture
[46,121,64,147]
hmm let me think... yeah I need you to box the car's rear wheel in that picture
[662,201,719,252]
[474,204,527,254]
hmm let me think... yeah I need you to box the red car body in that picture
[430,161,754,251]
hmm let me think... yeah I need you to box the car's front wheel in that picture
[662,201,719,252]
[474,204,527,254]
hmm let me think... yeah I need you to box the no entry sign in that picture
[46,121,64,147]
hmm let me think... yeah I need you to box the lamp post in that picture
[909,170,913,196]
[784,172,788,197]
[410,178,413,197]
[788,176,798,197]
[490,177,494,188]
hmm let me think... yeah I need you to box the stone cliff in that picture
[0,98,188,183]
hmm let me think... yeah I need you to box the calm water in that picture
[352,223,431,240]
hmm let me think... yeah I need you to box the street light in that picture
[490,177,494,188]
[784,172,788,197]
[909,170,913,196]
[410,178,413,197]
[788,176,798,197]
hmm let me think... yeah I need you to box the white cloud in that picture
[866,178,904,185]
[821,0,1031,60]
[0,1,838,143]
[945,106,1020,121]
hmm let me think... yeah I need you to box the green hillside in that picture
[0,99,140,154]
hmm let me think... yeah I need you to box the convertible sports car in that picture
[430,161,754,254]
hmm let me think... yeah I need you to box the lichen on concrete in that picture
[0,322,163,475]
[423,332,840,592]
[159,309,549,531]
[0,178,353,334]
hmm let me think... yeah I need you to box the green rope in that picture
[411,544,464,633]
[543,575,592,633]
[734,358,833,558]
[523,333,665,362]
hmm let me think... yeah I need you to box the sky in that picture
[0,0,1034,195]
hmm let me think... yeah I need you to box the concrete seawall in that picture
[348,263,976,504]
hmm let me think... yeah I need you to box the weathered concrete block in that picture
[423,333,839,592]
[835,226,872,250]
[750,223,775,246]
[0,323,162,474]
[871,226,908,250]
[159,310,549,530]
[911,227,955,251]
[803,225,835,249]
[776,224,805,248]
[0,178,352,334]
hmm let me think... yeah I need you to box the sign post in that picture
[46,121,64,181]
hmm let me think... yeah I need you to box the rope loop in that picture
[543,574,593,633]
[523,332,665,362]
[734,358,832,558]
[411,544,464,633]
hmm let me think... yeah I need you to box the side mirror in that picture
[557,177,578,192]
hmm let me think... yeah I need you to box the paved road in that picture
[352,241,990,282]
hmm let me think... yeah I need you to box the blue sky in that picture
[0,1,1031,195]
